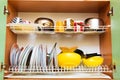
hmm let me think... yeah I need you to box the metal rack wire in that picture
[9,65,112,74]
[7,23,109,34]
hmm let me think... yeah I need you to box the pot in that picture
[82,56,104,67]
[84,18,104,29]
[34,17,54,31]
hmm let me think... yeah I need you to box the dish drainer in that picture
[7,23,109,34]
[9,65,112,74]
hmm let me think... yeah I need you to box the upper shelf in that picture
[8,0,110,12]
[7,23,107,35]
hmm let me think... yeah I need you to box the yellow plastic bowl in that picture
[82,56,104,67]
[58,52,81,69]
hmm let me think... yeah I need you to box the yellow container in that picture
[55,21,64,32]
[57,46,81,69]
[82,56,104,67]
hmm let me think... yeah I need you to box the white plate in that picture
[40,44,47,72]
[14,49,21,66]
[22,45,33,67]
[10,47,14,66]
[10,43,19,66]
[35,45,41,68]
[34,45,40,69]
[18,45,29,66]
[53,47,58,67]
[29,46,38,70]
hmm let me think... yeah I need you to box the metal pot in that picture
[34,17,54,31]
[84,18,104,29]
[34,17,54,27]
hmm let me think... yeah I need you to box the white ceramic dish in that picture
[29,46,37,70]
[10,44,19,66]
[22,46,33,67]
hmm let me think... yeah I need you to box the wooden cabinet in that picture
[1,0,120,80]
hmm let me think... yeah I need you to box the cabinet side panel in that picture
[5,3,17,70]
[5,27,17,69]
[99,2,112,66]
[7,3,18,23]
[99,2,112,79]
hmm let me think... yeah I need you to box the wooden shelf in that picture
[8,0,110,12]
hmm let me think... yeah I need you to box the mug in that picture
[64,18,74,29]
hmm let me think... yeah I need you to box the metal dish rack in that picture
[9,65,112,74]
[7,23,109,34]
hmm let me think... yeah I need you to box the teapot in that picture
[57,46,81,69]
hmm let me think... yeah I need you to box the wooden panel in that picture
[99,3,110,25]
[99,2,112,79]
[7,3,18,23]
[8,1,109,12]
[5,27,17,70]
[5,3,18,70]
[99,2,112,66]
[100,28,112,66]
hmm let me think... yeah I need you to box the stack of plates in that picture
[10,43,58,72]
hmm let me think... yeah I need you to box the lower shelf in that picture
[5,72,111,79]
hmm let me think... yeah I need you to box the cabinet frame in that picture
[4,0,113,80]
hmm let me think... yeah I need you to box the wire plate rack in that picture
[9,65,112,74]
